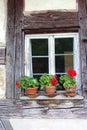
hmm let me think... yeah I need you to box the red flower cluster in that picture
[67,69,77,77]
[16,81,20,87]
[50,75,58,85]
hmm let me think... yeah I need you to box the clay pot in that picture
[65,86,76,97]
[26,87,38,95]
[45,86,56,95]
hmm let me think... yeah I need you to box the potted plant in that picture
[39,73,58,96]
[59,69,77,97]
[16,76,39,96]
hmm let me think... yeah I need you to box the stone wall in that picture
[0,0,7,98]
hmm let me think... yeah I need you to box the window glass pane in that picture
[31,39,48,56]
[55,55,73,73]
[55,38,73,54]
[32,58,48,73]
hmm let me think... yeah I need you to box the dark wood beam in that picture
[6,0,24,99]
[78,0,87,78]
[23,11,79,31]
[14,0,24,99]
[6,0,15,98]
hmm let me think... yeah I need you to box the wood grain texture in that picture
[23,11,79,30]
[0,99,86,119]
[6,0,15,98]
[78,0,87,82]
[14,0,24,99]
[6,0,24,98]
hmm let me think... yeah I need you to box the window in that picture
[25,33,81,89]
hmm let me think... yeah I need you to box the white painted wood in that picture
[49,35,55,74]
[73,33,81,89]
[25,37,30,76]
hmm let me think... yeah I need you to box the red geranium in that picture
[16,81,20,87]
[50,76,58,85]
[67,69,77,77]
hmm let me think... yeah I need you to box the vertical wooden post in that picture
[78,0,87,92]
[78,0,87,71]
[6,0,24,98]
[14,0,24,98]
[6,0,15,98]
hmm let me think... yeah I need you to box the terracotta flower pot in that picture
[45,86,56,95]
[65,86,76,97]
[26,87,38,95]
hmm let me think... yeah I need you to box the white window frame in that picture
[25,33,81,90]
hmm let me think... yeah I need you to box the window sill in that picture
[20,93,84,100]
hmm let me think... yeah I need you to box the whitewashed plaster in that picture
[25,0,77,11]
[0,0,7,99]
[0,0,7,46]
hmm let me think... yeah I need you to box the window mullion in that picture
[30,40,33,77]
[49,36,55,74]
[73,34,81,88]
[25,37,30,76]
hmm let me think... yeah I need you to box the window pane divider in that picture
[33,73,46,75]
[32,56,48,58]
[49,36,55,74]
[55,54,73,56]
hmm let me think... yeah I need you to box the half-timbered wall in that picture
[6,0,87,98]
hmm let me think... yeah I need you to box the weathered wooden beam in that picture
[14,0,24,99]
[78,0,87,83]
[23,26,79,34]
[78,0,87,39]
[6,0,15,98]
[23,11,79,30]
[6,0,24,99]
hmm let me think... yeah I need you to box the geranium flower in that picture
[67,69,77,77]
[16,81,20,87]
[50,78,58,85]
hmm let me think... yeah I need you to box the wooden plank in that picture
[78,0,87,38]
[6,0,24,98]
[0,98,85,119]
[23,11,79,30]
[6,0,15,98]
[24,26,79,34]
[78,0,87,88]
[14,0,24,99]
